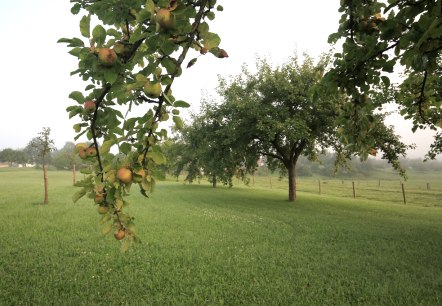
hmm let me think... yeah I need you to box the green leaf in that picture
[381,76,390,87]
[100,139,116,154]
[173,100,190,108]
[80,168,92,174]
[216,5,223,11]
[80,15,91,38]
[150,177,156,193]
[206,11,215,20]
[73,124,82,133]
[103,69,118,84]
[146,0,155,21]
[71,3,81,15]
[102,224,113,236]
[203,32,221,49]
[72,188,87,203]
[120,239,131,253]
[120,142,132,154]
[173,115,184,129]
[69,91,84,103]
[92,25,107,47]
[57,38,72,44]
[146,151,167,165]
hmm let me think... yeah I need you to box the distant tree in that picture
[326,0,441,158]
[28,127,56,204]
[0,148,28,166]
[168,103,256,187]
[0,148,17,166]
[52,142,83,185]
[215,54,411,201]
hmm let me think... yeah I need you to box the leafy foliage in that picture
[210,54,411,201]
[325,0,442,157]
[167,102,256,187]
[27,127,56,166]
[0,148,28,166]
[59,0,226,249]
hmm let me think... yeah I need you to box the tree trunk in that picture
[72,164,77,186]
[43,164,49,204]
[288,161,297,202]
[212,175,217,188]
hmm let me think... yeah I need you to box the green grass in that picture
[0,168,441,305]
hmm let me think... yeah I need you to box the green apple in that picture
[143,80,162,98]
[155,8,175,30]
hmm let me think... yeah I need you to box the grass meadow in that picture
[0,168,441,305]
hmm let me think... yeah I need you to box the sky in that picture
[0,0,438,158]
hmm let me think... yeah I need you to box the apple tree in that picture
[325,0,442,158]
[214,54,411,202]
[28,127,57,204]
[59,0,227,250]
[167,102,256,188]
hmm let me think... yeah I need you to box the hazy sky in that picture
[0,0,438,158]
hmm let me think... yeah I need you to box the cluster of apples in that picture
[75,143,98,160]
[358,13,386,33]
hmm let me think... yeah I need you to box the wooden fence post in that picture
[352,181,356,199]
[401,183,406,204]
[318,180,321,195]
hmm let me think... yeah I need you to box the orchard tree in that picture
[0,148,27,166]
[168,102,255,187]
[326,0,442,158]
[216,54,410,202]
[59,0,226,249]
[28,127,56,204]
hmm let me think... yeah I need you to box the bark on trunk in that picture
[212,175,217,188]
[72,164,76,186]
[288,161,296,202]
[43,164,49,204]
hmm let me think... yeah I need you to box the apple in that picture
[98,48,117,66]
[155,8,175,30]
[75,143,88,153]
[114,229,126,240]
[143,80,162,98]
[86,147,97,157]
[84,100,96,113]
[369,148,378,157]
[97,205,109,214]
[113,43,131,57]
[117,167,133,184]
[94,193,105,204]
[79,148,88,159]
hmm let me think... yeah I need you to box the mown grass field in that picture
[0,168,441,305]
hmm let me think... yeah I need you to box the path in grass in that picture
[0,169,441,305]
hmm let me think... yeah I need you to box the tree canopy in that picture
[181,54,411,201]
[167,102,255,187]
[326,0,442,158]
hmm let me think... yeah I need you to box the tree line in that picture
[0,141,90,170]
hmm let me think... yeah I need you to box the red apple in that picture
[84,100,96,113]
[116,167,133,184]
[98,48,117,66]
